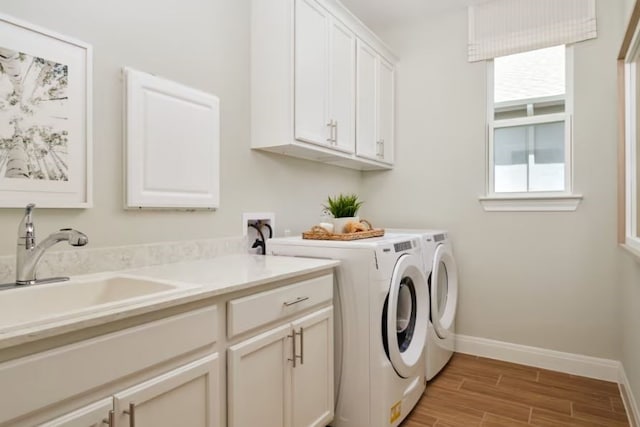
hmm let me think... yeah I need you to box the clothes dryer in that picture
[268,235,428,427]
[387,230,458,380]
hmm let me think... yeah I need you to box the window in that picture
[620,1,640,256]
[481,45,582,211]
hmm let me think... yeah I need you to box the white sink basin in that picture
[0,275,198,333]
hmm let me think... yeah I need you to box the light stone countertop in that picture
[0,254,339,350]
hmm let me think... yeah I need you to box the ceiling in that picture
[339,0,484,32]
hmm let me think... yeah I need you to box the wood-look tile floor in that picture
[401,353,630,427]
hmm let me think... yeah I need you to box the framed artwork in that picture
[0,13,92,208]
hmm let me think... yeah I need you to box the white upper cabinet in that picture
[295,0,331,147]
[355,40,395,164]
[328,18,356,153]
[378,57,395,163]
[355,40,378,160]
[251,0,396,170]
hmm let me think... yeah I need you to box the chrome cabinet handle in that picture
[332,121,337,145]
[103,410,114,426]
[326,120,334,143]
[288,332,297,368]
[283,296,309,306]
[376,139,384,158]
[289,328,303,367]
[123,403,136,427]
[298,327,304,365]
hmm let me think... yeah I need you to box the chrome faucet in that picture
[15,203,88,286]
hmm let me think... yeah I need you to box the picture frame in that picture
[0,13,92,208]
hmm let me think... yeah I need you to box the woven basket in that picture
[302,220,384,241]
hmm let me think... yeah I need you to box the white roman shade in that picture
[468,0,597,62]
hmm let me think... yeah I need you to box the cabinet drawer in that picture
[227,274,332,337]
[0,306,218,425]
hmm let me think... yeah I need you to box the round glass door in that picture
[383,254,428,378]
[430,244,458,339]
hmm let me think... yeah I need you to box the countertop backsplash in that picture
[0,236,247,284]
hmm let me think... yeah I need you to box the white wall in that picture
[620,252,640,412]
[0,0,361,256]
[361,1,624,359]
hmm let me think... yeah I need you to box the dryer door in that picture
[430,244,458,339]
[384,253,428,378]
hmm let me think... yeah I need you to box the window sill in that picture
[478,194,583,212]
[621,241,640,263]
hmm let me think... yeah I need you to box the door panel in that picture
[385,255,428,378]
[113,353,220,427]
[430,245,458,339]
[228,324,292,427]
[38,399,113,427]
[329,20,355,153]
[378,58,394,163]
[356,40,378,160]
[294,0,329,146]
[291,307,334,427]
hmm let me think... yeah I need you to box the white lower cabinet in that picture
[0,272,336,427]
[112,353,219,427]
[39,353,220,427]
[38,399,113,427]
[228,307,333,427]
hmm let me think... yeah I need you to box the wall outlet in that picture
[242,212,275,254]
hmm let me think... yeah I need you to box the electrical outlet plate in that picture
[242,212,275,254]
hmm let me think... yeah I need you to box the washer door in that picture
[384,253,428,378]
[430,244,458,339]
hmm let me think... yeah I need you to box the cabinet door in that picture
[294,0,330,146]
[329,19,355,153]
[291,307,334,427]
[112,353,220,427]
[377,58,394,164]
[228,324,293,427]
[355,40,378,160]
[38,398,113,427]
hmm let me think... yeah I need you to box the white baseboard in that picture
[619,366,640,427]
[455,334,621,382]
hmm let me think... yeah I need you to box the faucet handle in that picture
[23,203,35,227]
[18,203,36,249]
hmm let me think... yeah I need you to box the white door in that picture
[377,58,394,163]
[228,324,293,427]
[294,0,330,146]
[430,244,458,339]
[112,353,220,427]
[384,254,428,378]
[38,399,113,427]
[355,39,378,160]
[329,19,355,153]
[291,307,334,427]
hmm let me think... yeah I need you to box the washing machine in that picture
[388,229,458,380]
[267,235,428,427]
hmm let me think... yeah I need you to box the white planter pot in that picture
[332,216,359,234]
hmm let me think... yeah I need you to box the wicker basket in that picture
[302,220,384,241]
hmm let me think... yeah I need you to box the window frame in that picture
[480,45,583,212]
[620,0,640,257]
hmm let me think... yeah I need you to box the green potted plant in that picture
[324,193,363,233]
